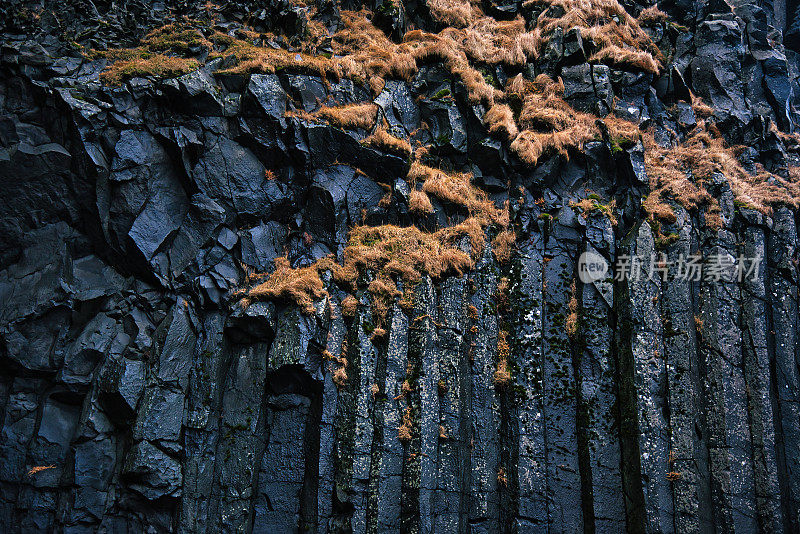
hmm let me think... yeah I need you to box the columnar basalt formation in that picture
[1,0,800,532]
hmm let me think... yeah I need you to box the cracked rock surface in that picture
[2,0,800,532]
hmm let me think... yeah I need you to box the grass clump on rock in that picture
[643,122,800,228]
[237,218,488,325]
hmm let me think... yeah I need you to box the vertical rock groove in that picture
[3,0,800,532]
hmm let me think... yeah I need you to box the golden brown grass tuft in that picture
[690,93,714,119]
[497,466,508,486]
[485,104,519,141]
[524,0,663,74]
[224,1,684,324]
[341,294,359,317]
[507,74,641,166]
[361,126,413,158]
[636,5,670,26]
[409,189,435,214]
[240,257,327,314]
[289,102,379,130]
[427,0,477,27]
[91,22,210,85]
[565,280,578,338]
[100,54,200,86]
[398,407,414,442]
[324,347,349,388]
[493,329,512,388]
[240,216,489,325]
[570,196,618,225]
[27,465,55,477]
[371,326,388,340]
[332,363,348,387]
[642,122,800,227]
[319,103,379,130]
[413,162,505,224]
[491,229,516,264]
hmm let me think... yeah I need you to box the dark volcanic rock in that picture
[1,0,800,532]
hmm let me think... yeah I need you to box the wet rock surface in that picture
[2,0,800,532]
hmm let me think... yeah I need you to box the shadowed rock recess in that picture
[5,0,800,531]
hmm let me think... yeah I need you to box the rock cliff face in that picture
[2,0,800,532]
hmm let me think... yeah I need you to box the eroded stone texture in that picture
[1,0,800,532]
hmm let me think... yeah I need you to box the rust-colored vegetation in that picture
[493,329,512,387]
[361,125,413,158]
[497,466,508,486]
[398,407,414,442]
[341,294,359,318]
[570,195,618,226]
[525,0,663,74]
[175,0,800,340]
[491,229,516,264]
[643,122,800,227]
[502,74,640,166]
[27,465,55,477]
[324,347,349,388]
[565,280,578,338]
[408,189,435,214]
[241,257,327,314]
[287,103,379,131]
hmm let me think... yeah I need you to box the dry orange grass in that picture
[420,166,502,222]
[565,280,578,338]
[409,189,435,214]
[361,126,413,158]
[690,93,714,119]
[96,5,655,173]
[94,21,337,85]
[27,465,55,477]
[324,348,349,387]
[91,22,212,84]
[497,467,508,486]
[334,9,533,104]
[485,104,519,141]
[333,364,348,387]
[398,407,414,441]
[288,102,379,130]
[239,137,510,322]
[427,0,478,27]
[643,122,800,227]
[493,330,512,387]
[341,294,359,317]
[100,54,199,85]
[524,0,662,74]
[220,1,689,322]
[97,0,659,114]
[240,218,486,323]
[570,196,618,225]
[491,229,516,264]
[461,16,541,66]
[507,74,640,166]
[240,257,328,314]
[636,5,670,26]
